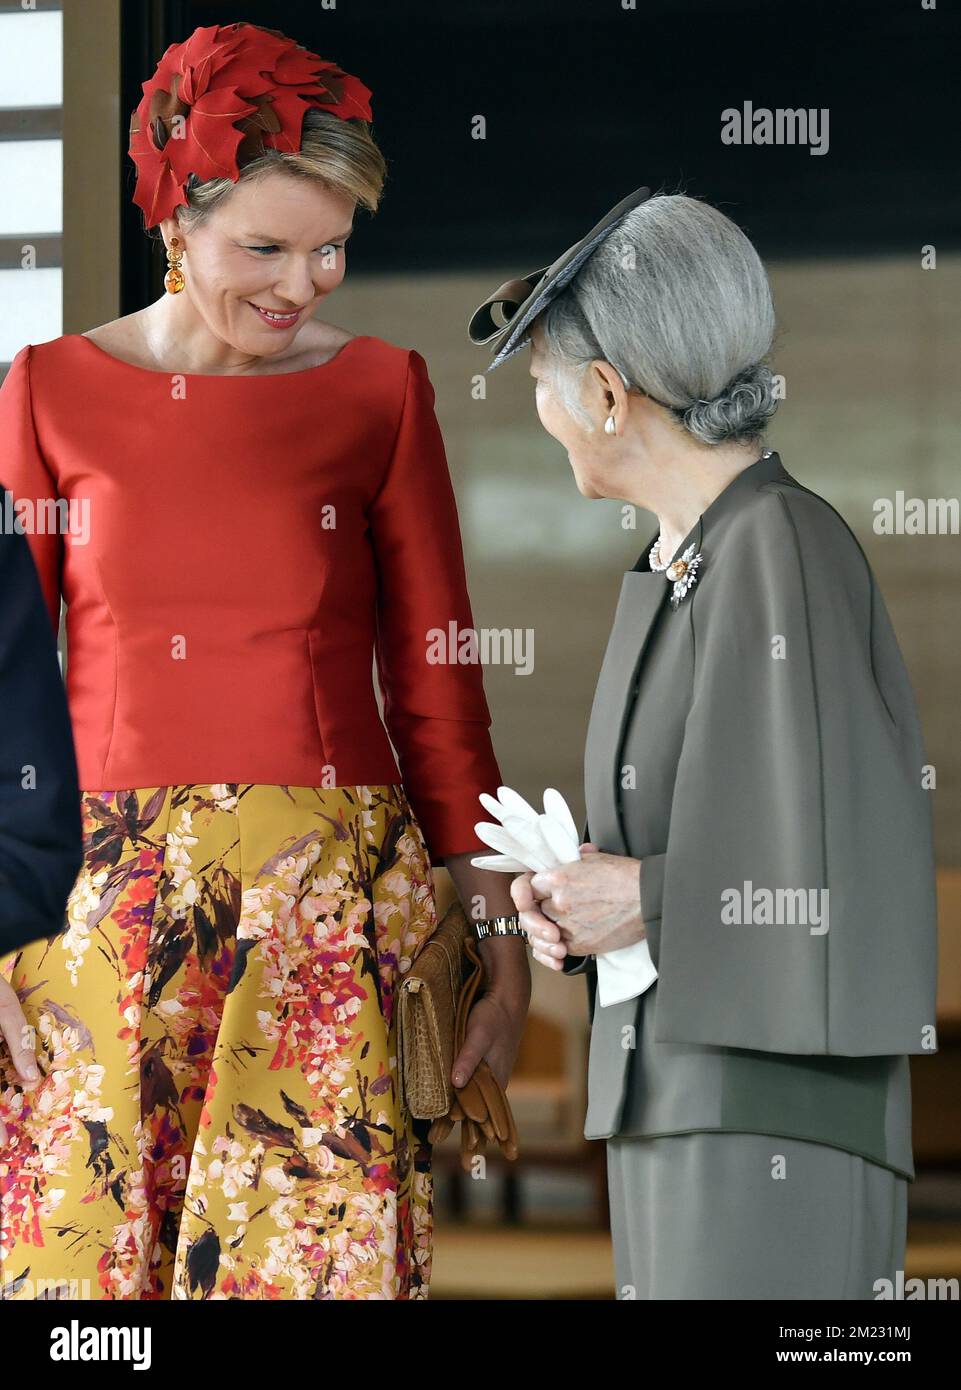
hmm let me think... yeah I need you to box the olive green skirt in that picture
[607,1130,907,1300]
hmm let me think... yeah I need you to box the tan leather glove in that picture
[427,934,519,1169]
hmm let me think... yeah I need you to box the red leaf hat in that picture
[128,21,373,228]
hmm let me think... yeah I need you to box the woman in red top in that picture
[0,22,528,1301]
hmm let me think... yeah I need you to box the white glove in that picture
[472,786,657,1007]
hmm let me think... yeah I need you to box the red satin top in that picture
[0,334,501,863]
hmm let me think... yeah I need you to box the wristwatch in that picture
[472,913,526,941]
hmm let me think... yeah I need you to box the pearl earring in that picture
[604,413,616,435]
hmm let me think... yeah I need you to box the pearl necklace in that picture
[647,541,672,574]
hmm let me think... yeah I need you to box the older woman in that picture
[469,188,938,1300]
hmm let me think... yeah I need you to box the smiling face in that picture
[159,170,357,356]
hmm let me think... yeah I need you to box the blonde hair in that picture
[156,107,387,238]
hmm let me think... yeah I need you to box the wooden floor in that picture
[429,1224,961,1300]
[431,1227,615,1300]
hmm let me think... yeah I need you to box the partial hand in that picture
[451,982,528,1092]
[0,974,43,1146]
[513,843,646,964]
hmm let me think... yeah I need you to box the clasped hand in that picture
[510,843,646,970]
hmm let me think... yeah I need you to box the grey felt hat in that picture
[467,185,652,371]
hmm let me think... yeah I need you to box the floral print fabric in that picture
[0,783,437,1300]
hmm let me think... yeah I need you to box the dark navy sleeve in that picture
[0,506,82,954]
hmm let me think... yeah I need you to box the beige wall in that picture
[63,0,120,333]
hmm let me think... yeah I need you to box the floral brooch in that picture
[648,539,704,609]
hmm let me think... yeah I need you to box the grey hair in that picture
[534,192,778,446]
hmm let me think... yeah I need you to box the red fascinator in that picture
[129,21,373,228]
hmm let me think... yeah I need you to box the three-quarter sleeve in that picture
[0,346,63,634]
[638,852,665,969]
[369,349,501,863]
[0,513,82,953]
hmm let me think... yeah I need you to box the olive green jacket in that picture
[564,451,938,1178]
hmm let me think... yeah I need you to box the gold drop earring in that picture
[165,236,185,294]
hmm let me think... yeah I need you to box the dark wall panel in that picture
[119,0,960,310]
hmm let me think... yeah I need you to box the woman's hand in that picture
[511,843,645,967]
[443,852,531,1092]
[451,966,530,1092]
[0,974,42,1145]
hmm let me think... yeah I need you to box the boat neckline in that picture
[64,331,374,380]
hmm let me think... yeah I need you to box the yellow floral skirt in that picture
[0,783,437,1300]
